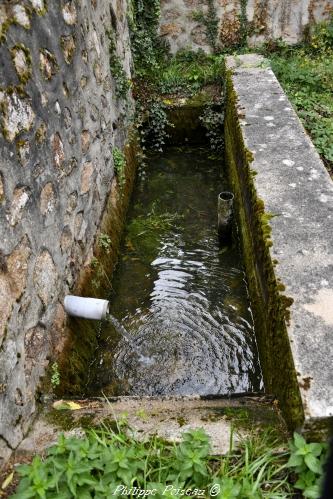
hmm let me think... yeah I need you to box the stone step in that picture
[17,393,286,456]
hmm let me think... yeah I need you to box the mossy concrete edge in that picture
[224,58,305,434]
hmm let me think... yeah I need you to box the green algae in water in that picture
[87,147,263,396]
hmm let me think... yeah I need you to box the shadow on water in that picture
[87,147,263,396]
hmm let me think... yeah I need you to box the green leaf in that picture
[286,452,303,468]
[303,483,321,499]
[308,442,325,457]
[294,432,306,449]
[305,453,322,474]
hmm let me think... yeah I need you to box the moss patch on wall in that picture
[224,66,304,431]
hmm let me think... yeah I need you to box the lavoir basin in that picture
[87,147,263,397]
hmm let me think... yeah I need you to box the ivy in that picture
[192,0,219,52]
[107,30,130,99]
[50,362,60,389]
[138,100,173,152]
[199,103,224,153]
[128,1,224,153]
[128,0,166,78]
[239,0,248,48]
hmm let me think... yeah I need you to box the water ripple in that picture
[89,148,263,396]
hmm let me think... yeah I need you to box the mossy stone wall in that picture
[159,0,333,54]
[0,0,134,462]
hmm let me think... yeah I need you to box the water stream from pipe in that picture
[105,313,155,366]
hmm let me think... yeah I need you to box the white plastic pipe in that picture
[64,295,109,320]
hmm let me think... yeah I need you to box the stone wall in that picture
[160,0,333,53]
[0,0,133,462]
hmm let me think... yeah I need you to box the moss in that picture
[0,18,13,44]
[0,16,21,45]
[45,410,102,432]
[224,65,304,431]
[10,44,32,85]
[33,0,48,16]
[177,416,187,427]
[0,5,33,44]
[15,139,26,149]
[35,122,47,144]
[45,409,75,431]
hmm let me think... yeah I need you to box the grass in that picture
[126,202,183,261]
[157,50,225,97]
[9,424,298,498]
[265,21,333,173]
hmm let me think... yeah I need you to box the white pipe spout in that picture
[64,295,109,320]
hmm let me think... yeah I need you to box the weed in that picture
[159,50,225,97]
[11,427,297,498]
[124,202,183,261]
[90,258,113,291]
[98,233,112,254]
[266,19,333,171]
[112,146,126,188]
[199,104,224,153]
[50,362,60,389]
[286,432,328,498]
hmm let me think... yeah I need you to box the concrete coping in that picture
[225,54,333,433]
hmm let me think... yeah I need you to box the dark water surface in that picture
[88,147,263,396]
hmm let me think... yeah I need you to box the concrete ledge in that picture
[225,54,333,436]
[16,395,282,457]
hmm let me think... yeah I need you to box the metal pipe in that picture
[217,191,234,241]
[64,295,109,320]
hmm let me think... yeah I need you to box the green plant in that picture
[98,233,112,254]
[308,17,333,54]
[50,362,60,389]
[238,0,248,48]
[125,201,183,261]
[12,427,295,498]
[128,0,166,79]
[159,50,225,96]
[139,100,172,152]
[112,146,126,188]
[286,432,328,498]
[107,30,131,99]
[90,257,113,291]
[268,35,333,171]
[192,0,219,52]
[200,104,224,153]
